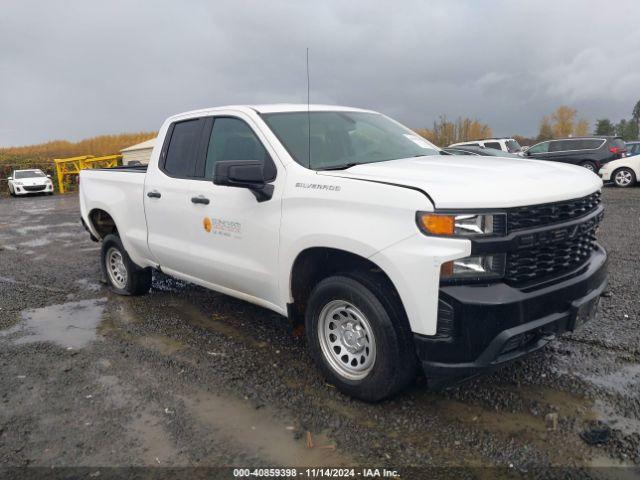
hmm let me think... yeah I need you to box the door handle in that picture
[147,191,161,199]
[191,195,210,205]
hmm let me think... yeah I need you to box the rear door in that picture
[144,117,208,273]
[187,113,283,307]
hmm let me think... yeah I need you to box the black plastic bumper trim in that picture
[415,247,608,386]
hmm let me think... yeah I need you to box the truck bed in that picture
[79,167,151,266]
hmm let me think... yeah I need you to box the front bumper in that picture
[13,184,53,194]
[598,170,612,181]
[414,246,607,386]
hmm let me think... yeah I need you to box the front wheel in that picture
[613,168,636,188]
[305,275,417,402]
[100,234,152,295]
[580,161,597,172]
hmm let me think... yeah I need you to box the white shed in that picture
[120,138,156,165]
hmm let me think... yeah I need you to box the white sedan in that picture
[599,157,639,188]
[8,169,54,196]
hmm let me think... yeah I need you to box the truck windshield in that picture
[261,111,440,170]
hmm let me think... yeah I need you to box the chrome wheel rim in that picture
[106,247,127,289]
[317,300,376,380]
[582,163,595,172]
[615,170,633,186]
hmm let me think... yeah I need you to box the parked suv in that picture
[524,137,626,172]
[450,138,522,154]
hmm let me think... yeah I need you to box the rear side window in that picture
[483,142,501,150]
[550,139,604,152]
[163,119,203,177]
[204,117,275,180]
[581,139,605,150]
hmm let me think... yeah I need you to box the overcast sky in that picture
[1,0,639,146]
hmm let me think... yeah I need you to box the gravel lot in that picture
[0,188,639,475]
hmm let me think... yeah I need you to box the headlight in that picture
[14,181,23,186]
[441,254,506,281]
[416,212,503,237]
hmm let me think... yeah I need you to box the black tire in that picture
[100,234,151,295]
[612,167,636,188]
[305,274,417,402]
[580,161,597,172]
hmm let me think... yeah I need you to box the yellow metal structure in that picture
[53,154,122,193]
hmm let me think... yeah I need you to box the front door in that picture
[188,114,283,308]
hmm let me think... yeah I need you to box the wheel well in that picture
[289,247,405,324]
[89,209,117,239]
[612,166,635,176]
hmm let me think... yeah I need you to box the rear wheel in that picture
[613,168,636,188]
[580,161,597,172]
[100,234,151,295]
[305,274,417,402]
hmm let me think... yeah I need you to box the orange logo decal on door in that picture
[203,217,212,233]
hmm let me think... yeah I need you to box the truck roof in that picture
[250,104,373,114]
[167,104,374,122]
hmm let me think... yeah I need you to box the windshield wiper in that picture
[316,162,360,171]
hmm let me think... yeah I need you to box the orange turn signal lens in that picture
[418,214,455,236]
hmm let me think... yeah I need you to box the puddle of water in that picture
[76,278,102,292]
[581,363,640,395]
[183,392,350,466]
[18,237,51,248]
[593,399,640,436]
[15,222,79,235]
[588,453,640,474]
[129,411,180,465]
[177,302,268,349]
[138,335,186,355]
[2,298,107,349]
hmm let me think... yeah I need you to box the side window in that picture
[483,142,501,150]
[579,139,602,150]
[548,140,567,152]
[163,119,203,177]
[204,117,275,180]
[528,141,550,154]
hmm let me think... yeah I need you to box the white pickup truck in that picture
[80,104,607,401]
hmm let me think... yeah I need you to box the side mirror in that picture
[214,160,273,202]
[46,174,52,178]
[7,177,12,181]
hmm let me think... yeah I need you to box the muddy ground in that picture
[0,189,639,476]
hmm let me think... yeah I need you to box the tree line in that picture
[416,99,640,147]
[0,132,157,167]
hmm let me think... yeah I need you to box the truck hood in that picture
[318,155,602,209]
